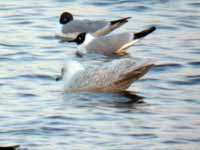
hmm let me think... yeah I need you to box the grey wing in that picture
[62,20,109,33]
[83,20,109,32]
[69,59,137,90]
[86,33,133,55]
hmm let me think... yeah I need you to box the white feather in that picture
[83,33,95,46]
[56,24,63,34]
[63,61,85,89]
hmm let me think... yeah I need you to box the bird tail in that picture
[114,63,154,90]
[134,26,156,40]
[94,17,131,37]
[110,17,132,25]
[114,26,156,55]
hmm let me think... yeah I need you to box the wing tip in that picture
[110,17,132,25]
[134,26,156,40]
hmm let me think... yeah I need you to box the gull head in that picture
[56,11,73,35]
[68,32,86,45]
[68,32,94,45]
[56,60,84,81]
[59,11,73,24]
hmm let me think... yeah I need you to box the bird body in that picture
[57,59,154,92]
[70,26,156,56]
[55,12,131,40]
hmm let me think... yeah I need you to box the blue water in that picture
[0,0,200,150]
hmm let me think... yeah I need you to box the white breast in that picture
[63,61,85,89]
[56,24,63,34]
[83,33,95,46]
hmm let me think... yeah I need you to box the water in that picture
[0,0,200,149]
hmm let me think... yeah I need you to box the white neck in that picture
[56,24,63,34]
[63,61,84,87]
[83,33,95,45]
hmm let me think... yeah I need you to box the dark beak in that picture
[68,38,77,43]
[56,75,62,81]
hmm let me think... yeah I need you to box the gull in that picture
[55,11,131,40]
[69,26,156,56]
[56,58,154,92]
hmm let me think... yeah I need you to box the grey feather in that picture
[85,33,133,55]
[62,20,109,34]
[65,58,154,92]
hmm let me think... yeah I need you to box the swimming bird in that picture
[69,26,156,56]
[56,58,154,92]
[55,11,131,40]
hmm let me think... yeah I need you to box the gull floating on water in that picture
[56,58,154,92]
[69,26,156,56]
[55,11,131,40]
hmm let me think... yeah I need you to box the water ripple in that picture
[18,74,55,81]
[0,0,200,150]
[188,61,200,67]
[153,63,184,72]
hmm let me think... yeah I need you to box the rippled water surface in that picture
[0,0,200,150]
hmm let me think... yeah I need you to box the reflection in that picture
[113,91,144,108]
[63,90,144,109]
